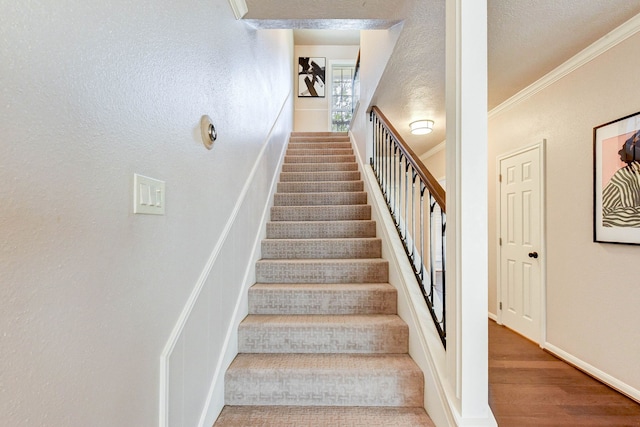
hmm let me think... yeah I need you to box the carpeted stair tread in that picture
[274,191,367,206]
[266,220,376,239]
[288,142,352,150]
[248,283,397,315]
[284,154,356,164]
[277,180,364,193]
[286,148,354,156]
[289,134,349,139]
[279,171,360,182]
[238,314,408,354]
[282,163,358,172]
[290,133,349,138]
[256,258,388,284]
[261,237,382,259]
[270,205,371,221]
[290,135,350,143]
[225,353,424,407]
[289,138,351,143]
[215,131,431,425]
[291,131,348,135]
[214,405,435,426]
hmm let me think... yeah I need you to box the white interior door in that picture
[499,144,544,343]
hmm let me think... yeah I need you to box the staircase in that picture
[214,132,434,426]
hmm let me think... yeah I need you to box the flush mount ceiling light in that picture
[410,120,434,135]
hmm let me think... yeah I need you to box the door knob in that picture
[528,252,539,259]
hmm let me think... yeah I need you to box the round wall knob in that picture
[200,115,217,149]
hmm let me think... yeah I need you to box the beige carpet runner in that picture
[214,132,434,426]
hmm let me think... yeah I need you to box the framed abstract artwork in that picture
[593,111,640,244]
[298,57,325,97]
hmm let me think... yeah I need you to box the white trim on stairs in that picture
[351,130,457,427]
[360,155,498,426]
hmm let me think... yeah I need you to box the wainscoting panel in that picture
[160,93,292,427]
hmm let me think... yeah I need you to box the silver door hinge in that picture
[499,302,502,310]
[499,174,502,182]
[499,237,502,246]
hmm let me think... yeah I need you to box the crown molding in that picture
[489,13,640,119]
[228,0,248,20]
[420,140,446,161]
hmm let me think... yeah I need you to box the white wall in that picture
[350,27,403,159]
[489,30,640,396]
[421,146,446,181]
[294,45,359,132]
[0,1,293,425]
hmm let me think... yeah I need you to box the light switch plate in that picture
[134,174,165,215]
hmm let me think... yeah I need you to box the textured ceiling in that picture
[245,0,640,156]
[245,0,407,21]
[294,29,360,46]
[244,0,404,30]
[369,0,445,156]
[488,0,640,110]
[244,19,398,30]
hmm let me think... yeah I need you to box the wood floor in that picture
[489,320,640,426]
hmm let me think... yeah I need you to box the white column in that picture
[445,0,495,424]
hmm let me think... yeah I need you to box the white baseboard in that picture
[544,342,640,403]
[488,312,498,322]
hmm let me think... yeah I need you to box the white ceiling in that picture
[245,0,640,156]
[488,0,640,110]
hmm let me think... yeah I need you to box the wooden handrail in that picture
[371,106,446,212]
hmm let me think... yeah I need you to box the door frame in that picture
[496,140,547,345]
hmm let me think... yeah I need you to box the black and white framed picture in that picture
[298,57,325,97]
[593,111,640,244]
